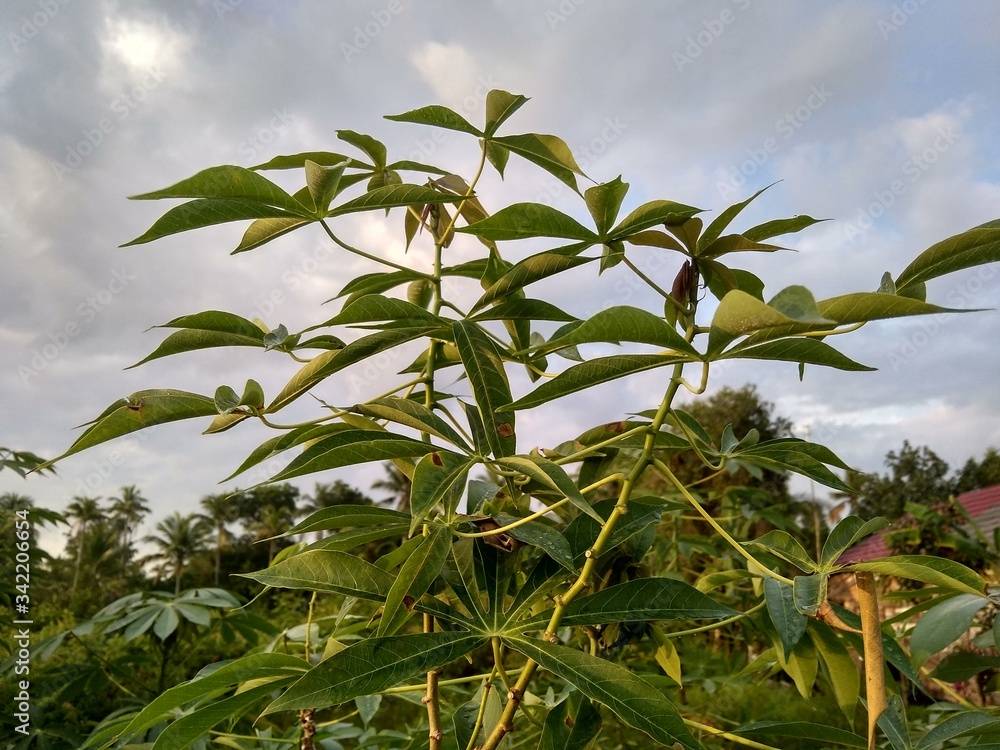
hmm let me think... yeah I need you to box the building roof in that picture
[837,483,1000,565]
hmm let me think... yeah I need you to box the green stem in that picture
[320,220,427,276]
[454,498,570,538]
[682,719,782,750]
[652,457,794,586]
[666,601,765,639]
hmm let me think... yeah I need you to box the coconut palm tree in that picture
[109,485,151,550]
[248,503,295,564]
[371,462,411,511]
[199,492,239,585]
[143,513,211,594]
[65,496,105,593]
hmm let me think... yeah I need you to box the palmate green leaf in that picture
[337,130,387,169]
[262,429,450,484]
[708,287,835,354]
[484,89,529,136]
[698,184,776,251]
[734,440,855,494]
[282,505,409,537]
[792,574,827,616]
[609,199,702,237]
[104,653,309,744]
[122,199,304,246]
[221,423,352,481]
[263,632,487,714]
[721,338,875,372]
[327,185,465,218]
[808,620,860,720]
[472,250,595,312]
[237,549,393,600]
[151,679,297,750]
[495,455,601,522]
[319,294,446,328]
[564,498,663,565]
[764,577,807,659]
[127,311,267,368]
[698,234,784,259]
[732,721,865,748]
[914,710,1000,750]
[384,105,482,136]
[458,202,598,242]
[909,593,989,669]
[40,390,216,469]
[542,305,699,355]
[509,353,688,411]
[409,452,472,534]
[129,165,309,212]
[820,516,890,569]
[847,556,987,597]
[491,133,586,192]
[305,158,350,214]
[378,525,452,635]
[518,578,735,632]
[251,151,364,170]
[453,321,516,459]
[358,397,472,453]
[470,298,578,323]
[584,177,629,236]
[744,530,818,572]
[505,637,701,749]
[896,221,1000,295]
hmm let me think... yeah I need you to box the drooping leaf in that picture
[263,632,487,713]
[336,130,387,169]
[817,292,971,325]
[491,133,586,192]
[495,455,601,522]
[385,105,482,136]
[509,354,687,411]
[909,593,990,668]
[122,199,304,246]
[40,390,217,468]
[127,311,267,368]
[721,338,875,372]
[491,513,575,572]
[473,251,596,311]
[470,298,578,323]
[319,293,446,328]
[734,440,856,494]
[764,577,807,659]
[453,321,516,459]
[847,556,987,598]
[808,620,860,720]
[356,397,471,452]
[505,637,701,749]
[732,721,865,748]
[378,525,452,635]
[282,505,409,538]
[305,158,350,214]
[327,185,465,218]
[237,549,393,600]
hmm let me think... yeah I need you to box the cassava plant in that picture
[41,91,1000,749]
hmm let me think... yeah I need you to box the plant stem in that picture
[320,220,428,276]
[682,719,782,750]
[665,601,765,639]
[856,570,887,750]
[454,498,570,538]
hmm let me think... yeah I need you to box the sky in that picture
[2,0,999,553]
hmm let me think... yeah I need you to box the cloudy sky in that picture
[2,0,998,551]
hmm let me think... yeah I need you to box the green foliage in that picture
[32,91,1000,749]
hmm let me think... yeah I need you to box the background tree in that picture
[955,447,1000,494]
[65,495,105,593]
[199,492,240,586]
[849,441,954,520]
[143,513,211,594]
[108,484,150,549]
[371,462,412,510]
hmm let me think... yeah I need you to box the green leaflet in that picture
[846,555,987,597]
[909,593,989,668]
[127,311,267,368]
[494,455,601,522]
[409,452,473,534]
[505,637,702,749]
[453,321,516,459]
[744,530,818,573]
[326,184,466,217]
[378,525,452,635]
[237,549,394,600]
[39,390,217,469]
[808,620,860,720]
[542,305,698,355]
[820,516,890,569]
[458,202,598,242]
[385,104,482,136]
[281,505,409,537]
[263,632,487,713]
[357,397,473,453]
[483,89,529,136]
[129,165,309,212]
[764,577,807,659]
[490,133,586,192]
[895,222,1000,294]
[732,721,865,748]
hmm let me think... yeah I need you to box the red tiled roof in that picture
[837,483,1000,564]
